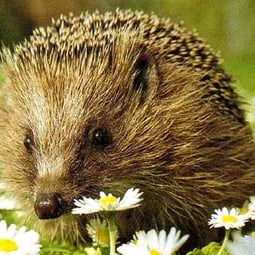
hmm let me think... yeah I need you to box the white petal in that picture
[72,197,102,214]
[164,227,189,255]
[118,188,143,210]
[7,224,17,238]
[99,191,108,198]
[158,230,167,252]
[164,227,178,253]
[135,231,148,249]
[147,229,159,250]
[117,243,148,255]
[0,195,17,210]
[229,208,238,215]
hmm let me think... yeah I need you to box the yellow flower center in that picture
[149,249,161,255]
[0,238,19,252]
[221,215,238,223]
[95,229,110,245]
[99,195,117,209]
[240,206,248,214]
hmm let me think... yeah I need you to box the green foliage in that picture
[224,54,255,133]
[186,242,230,255]
[39,240,109,255]
[40,244,88,255]
[0,209,17,224]
[202,242,229,255]
[186,248,205,255]
[0,191,17,224]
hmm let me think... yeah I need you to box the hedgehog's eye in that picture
[91,128,112,149]
[24,134,35,152]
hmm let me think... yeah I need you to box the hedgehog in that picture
[0,9,255,250]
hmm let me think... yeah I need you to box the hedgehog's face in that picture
[0,37,205,228]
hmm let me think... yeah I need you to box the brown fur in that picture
[0,9,255,250]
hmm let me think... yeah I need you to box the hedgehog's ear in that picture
[132,54,159,103]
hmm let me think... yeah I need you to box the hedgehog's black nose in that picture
[34,193,64,219]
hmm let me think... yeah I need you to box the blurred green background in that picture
[0,0,254,127]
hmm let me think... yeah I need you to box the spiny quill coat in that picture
[0,9,255,250]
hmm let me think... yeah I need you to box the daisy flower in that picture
[117,228,189,255]
[0,183,5,192]
[72,188,143,214]
[226,231,255,255]
[0,183,16,210]
[239,200,250,215]
[0,195,17,210]
[0,220,41,254]
[208,207,249,230]
[86,217,111,247]
[247,196,255,219]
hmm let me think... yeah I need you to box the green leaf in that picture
[186,248,205,255]
[202,242,229,255]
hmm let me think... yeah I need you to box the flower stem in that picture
[106,213,117,255]
[216,229,230,255]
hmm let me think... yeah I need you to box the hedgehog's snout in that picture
[34,192,65,219]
